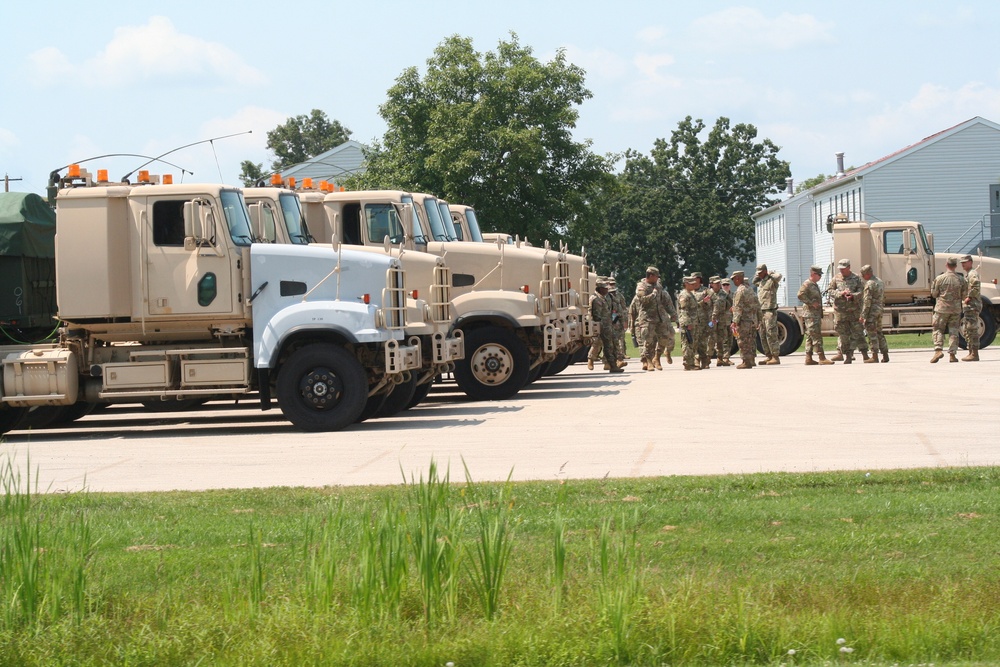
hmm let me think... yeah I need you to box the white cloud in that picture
[633,53,679,86]
[636,26,667,45]
[28,16,266,88]
[0,127,17,153]
[562,45,629,81]
[866,82,1000,145]
[688,8,834,52]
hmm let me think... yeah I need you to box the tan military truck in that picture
[244,183,463,413]
[311,189,566,400]
[0,167,420,435]
[773,214,999,356]
[448,203,597,375]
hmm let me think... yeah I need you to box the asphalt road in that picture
[2,347,997,494]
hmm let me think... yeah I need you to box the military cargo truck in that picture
[0,167,420,434]
[773,215,999,356]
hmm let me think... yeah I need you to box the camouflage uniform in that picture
[693,278,713,368]
[731,273,759,368]
[652,287,678,366]
[753,266,783,362]
[676,279,701,370]
[634,268,671,370]
[860,268,887,362]
[608,283,630,365]
[797,274,827,362]
[961,257,981,360]
[827,261,867,362]
[711,278,734,365]
[930,262,967,361]
[590,287,621,371]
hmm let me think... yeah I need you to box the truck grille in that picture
[383,265,406,331]
[580,264,592,304]
[430,264,453,325]
[539,263,553,315]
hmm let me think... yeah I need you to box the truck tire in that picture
[0,406,28,435]
[405,378,434,410]
[755,312,800,356]
[545,352,572,377]
[958,298,997,349]
[276,344,367,431]
[526,361,550,385]
[454,326,530,401]
[355,392,388,423]
[374,375,418,418]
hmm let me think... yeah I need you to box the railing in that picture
[945,214,990,254]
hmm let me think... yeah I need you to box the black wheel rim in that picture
[299,367,345,411]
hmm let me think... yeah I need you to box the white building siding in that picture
[812,184,863,271]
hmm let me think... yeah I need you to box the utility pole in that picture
[4,173,22,192]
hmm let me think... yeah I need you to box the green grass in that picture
[2,457,999,666]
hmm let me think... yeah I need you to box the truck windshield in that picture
[401,195,428,244]
[440,201,461,240]
[279,193,311,244]
[221,190,254,246]
[421,197,456,242]
[463,207,485,243]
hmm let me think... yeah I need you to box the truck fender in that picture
[450,290,542,328]
[255,301,388,369]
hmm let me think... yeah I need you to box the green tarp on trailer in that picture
[0,192,57,339]
[0,192,56,257]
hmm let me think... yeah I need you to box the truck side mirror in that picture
[248,203,264,242]
[183,201,205,249]
[901,229,913,255]
[926,232,934,253]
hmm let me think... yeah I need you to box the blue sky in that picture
[2,1,999,196]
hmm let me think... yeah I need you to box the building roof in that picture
[280,140,367,183]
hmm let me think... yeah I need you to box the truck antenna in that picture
[119,130,252,183]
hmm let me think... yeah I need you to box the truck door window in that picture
[220,190,253,246]
[365,204,404,245]
[883,230,916,255]
[278,193,310,244]
[342,204,362,245]
[152,200,186,246]
[463,207,485,243]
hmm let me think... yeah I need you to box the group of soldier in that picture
[586,252,983,372]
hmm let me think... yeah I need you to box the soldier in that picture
[607,277,629,368]
[960,254,982,361]
[692,273,713,369]
[797,265,833,365]
[859,264,887,364]
[730,270,759,369]
[676,275,701,370]
[633,266,671,371]
[713,277,734,366]
[753,263,783,365]
[826,259,867,363]
[590,281,623,373]
[930,256,968,363]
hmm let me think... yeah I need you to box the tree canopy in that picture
[239,109,353,186]
[568,117,791,291]
[351,34,610,244]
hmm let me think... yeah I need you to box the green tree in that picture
[238,160,266,187]
[571,117,790,291]
[796,168,855,193]
[266,110,352,171]
[352,33,610,244]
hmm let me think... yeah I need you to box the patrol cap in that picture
[946,256,958,267]
[860,264,873,275]
[645,266,660,276]
[721,278,732,286]
[756,263,767,272]
[837,258,851,268]
[683,275,698,284]
[595,279,609,289]
[730,270,745,279]
[809,265,824,275]
[960,254,973,263]
[709,275,722,284]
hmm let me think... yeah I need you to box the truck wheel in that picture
[454,326,530,401]
[276,344,367,432]
[406,379,434,410]
[545,352,572,376]
[776,311,801,356]
[526,361,550,385]
[374,375,418,418]
[959,299,997,349]
[0,406,28,435]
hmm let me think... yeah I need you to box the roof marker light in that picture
[270,173,283,186]
[68,164,81,178]
[96,169,108,182]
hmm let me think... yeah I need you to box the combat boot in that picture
[587,358,594,370]
[766,356,780,365]
[844,353,854,364]
[949,352,959,363]
[653,355,663,370]
[962,349,979,362]
[716,358,725,367]
[641,359,648,371]
[830,352,844,362]
[618,359,629,368]
[818,351,834,365]
[736,361,752,369]
[603,361,611,370]
[665,349,673,364]
[881,351,889,363]
[864,354,879,364]
[861,350,870,361]
[700,357,711,370]
[930,350,944,363]
[804,353,818,366]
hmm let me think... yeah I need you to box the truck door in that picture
[880,227,932,293]
[140,195,236,318]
